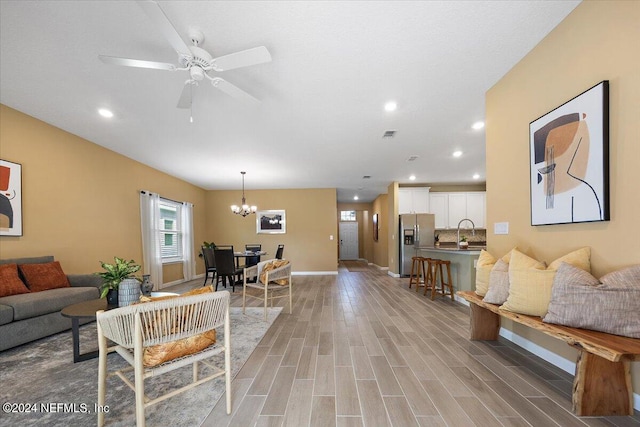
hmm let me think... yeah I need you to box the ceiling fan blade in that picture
[211,78,260,103]
[99,55,176,71]
[177,82,192,109]
[136,0,191,58]
[212,46,272,71]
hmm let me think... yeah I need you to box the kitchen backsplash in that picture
[434,229,486,243]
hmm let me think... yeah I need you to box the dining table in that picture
[233,251,268,268]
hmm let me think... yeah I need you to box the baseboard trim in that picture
[387,271,400,278]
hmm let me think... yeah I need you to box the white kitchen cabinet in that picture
[398,187,430,214]
[466,192,486,228]
[429,193,448,229]
[447,193,468,229]
[430,191,486,229]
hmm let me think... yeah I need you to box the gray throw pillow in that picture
[543,263,640,338]
[483,259,510,305]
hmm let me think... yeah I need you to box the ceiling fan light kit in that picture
[98,0,271,112]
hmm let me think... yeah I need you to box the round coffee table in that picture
[61,298,110,363]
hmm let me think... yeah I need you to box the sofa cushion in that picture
[543,263,640,338]
[0,264,30,297]
[483,259,510,305]
[0,286,99,321]
[0,304,13,326]
[19,261,71,292]
[501,247,591,317]
[260,259,290,285]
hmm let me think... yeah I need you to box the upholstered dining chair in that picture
[202,246,216,286]
[96,290,231,427]
[243,259,292,320]
[213,247,243,292]
[244,244,262,268]
[275,244,285,260]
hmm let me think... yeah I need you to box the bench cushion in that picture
[544,263,640,338]
[483,259,510,304]
[474,250,497,296]
[501,247,590,317]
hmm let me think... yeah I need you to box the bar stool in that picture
[409,256,425,290]
[422,258,437,295]
[431,259,454,301]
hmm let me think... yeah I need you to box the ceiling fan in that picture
[98,0,271,108]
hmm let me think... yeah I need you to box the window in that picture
[340,210,356,221]
[159,200,182,263]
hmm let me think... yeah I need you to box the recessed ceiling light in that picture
[453,150,463,157]
[473,173,480,180]
[353,195,359,200]
[472,121,485,130]
[384,101,397,112]
[98,108,114,118]
[409,175,416,181]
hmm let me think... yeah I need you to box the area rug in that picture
[0,307,281,427]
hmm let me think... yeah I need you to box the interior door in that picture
[339,222,359,260]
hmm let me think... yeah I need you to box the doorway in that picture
[339,222,359,260]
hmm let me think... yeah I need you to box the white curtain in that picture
[140,191,163,289]
[181,202,196,281]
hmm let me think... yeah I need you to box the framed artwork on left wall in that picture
[0,159,23,236]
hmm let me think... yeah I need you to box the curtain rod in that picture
[139,190,191,206]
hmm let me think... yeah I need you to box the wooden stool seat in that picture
[430,259,454,301]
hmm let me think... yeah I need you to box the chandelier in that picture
[230,171,257,217]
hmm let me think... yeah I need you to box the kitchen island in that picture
[418,245,483,295]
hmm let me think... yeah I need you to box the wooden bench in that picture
[457,290,640,416]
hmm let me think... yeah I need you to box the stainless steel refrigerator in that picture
[399,213,436,276]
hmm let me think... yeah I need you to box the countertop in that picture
[418,245,485,255]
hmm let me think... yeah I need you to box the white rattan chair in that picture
[243,259,292,321]
[96,290,231,427]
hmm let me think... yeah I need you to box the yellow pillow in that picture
[475,250,497,296]
[500,247,591,317]
[138,286,217,367]
[260,260,290,286]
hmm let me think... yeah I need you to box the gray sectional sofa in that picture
[0,255,102,351]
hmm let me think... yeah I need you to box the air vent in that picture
[407,155,419,162]
[382,130,396,138]
[362,175,371,179]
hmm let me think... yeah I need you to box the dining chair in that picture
[96,290,231,427]
[213,247,243,292]
[275,244,285,260]
[244,244,262,268]
[243,259,292,321]
[201,246,216,286]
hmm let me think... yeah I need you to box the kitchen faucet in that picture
[457,218,476,249]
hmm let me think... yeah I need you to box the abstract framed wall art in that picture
[0,159,23,236]
[529,81,609,226]
[257,210,286,234]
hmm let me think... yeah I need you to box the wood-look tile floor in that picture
[169,262,640,427]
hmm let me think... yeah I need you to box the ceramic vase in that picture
[140,274,154,296]
[118,278,141,307]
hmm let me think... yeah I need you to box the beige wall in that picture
[205,189,338,272]
[337,202,373,262]
[486,1,640,394]
[0,105,208,282]
[371,191,389,269]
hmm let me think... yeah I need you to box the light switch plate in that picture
[494,222,509,235]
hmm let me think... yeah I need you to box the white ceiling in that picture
[0,1,580,203]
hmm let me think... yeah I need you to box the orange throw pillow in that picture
[0,264,30,297]
[18,261,70,292]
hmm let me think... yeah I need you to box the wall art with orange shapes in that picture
[0,160,22,236]
[529,81,610,226]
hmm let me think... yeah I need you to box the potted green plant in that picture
[434,233,440,247]
[459,235,469,249]
[96,257,141,305]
